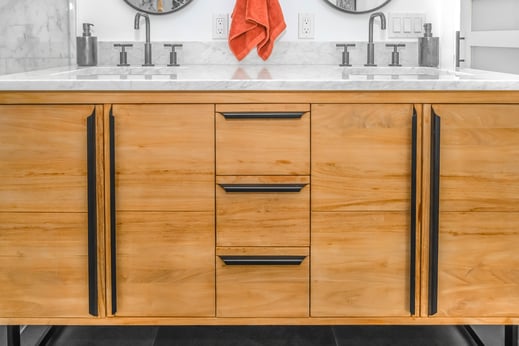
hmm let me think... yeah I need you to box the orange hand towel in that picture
[228,0,286,61]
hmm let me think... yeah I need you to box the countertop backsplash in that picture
[98,41,419,67]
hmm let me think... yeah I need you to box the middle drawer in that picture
[216,176,310,247]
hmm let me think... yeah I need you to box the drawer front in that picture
[216,247,309,317]
[216,104,310,175]
[216,176,310,247]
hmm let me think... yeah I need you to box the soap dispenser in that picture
[418,23,439,67]
[77,23,98,66]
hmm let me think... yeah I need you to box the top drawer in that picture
[216,104,310,175]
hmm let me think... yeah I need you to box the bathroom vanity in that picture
[0,66,518,343]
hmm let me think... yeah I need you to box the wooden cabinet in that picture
[109,104,215,317]
[2,91,519,328]
[426,104,519,318]
[311,104,418,317]
[0,105,101,318]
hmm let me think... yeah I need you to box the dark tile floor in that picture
[0,325,510,346]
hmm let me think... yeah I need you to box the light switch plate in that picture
[388,13,426,38]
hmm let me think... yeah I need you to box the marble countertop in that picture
[0,65,518,91]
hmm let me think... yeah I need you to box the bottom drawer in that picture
[216,247,309,317]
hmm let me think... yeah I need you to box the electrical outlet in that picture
[298,13,314,39]
[213,14,228,39]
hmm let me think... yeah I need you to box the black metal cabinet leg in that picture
[505,326,518,346]
[462,326,485,346]
[7,326,20,346]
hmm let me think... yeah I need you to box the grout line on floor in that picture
[150,326,160,346]
[330,326,340,346]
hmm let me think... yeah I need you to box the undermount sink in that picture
[340,66,468,80]
[342,66,438,75]
[51,66,184,80]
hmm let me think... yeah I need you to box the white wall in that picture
[77,0,447,42]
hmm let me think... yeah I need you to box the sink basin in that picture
[51,66,184,80]
[340,66,466,80]
[342,66,438,75]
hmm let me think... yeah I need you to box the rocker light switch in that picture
[388,13,426,38]
[393,18,402,33]
[414,17,423,33]
[403,17,412,33]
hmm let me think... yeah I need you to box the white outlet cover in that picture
[212,14,228,40]
[298,13,315,39]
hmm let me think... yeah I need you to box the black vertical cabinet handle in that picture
[219,112,305,119]
[429,109,441,316]
[109,108,117,315]
[409,108,418,315]
[86,110,98,317]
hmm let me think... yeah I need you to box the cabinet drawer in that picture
[216,176,309,247]
[216,104,310,175]
[216,247,309,317]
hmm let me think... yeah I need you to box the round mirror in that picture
[123,0,193,15]
[325,0,392,14]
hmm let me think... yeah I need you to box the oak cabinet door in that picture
[0,105,98,318]
[312,212,411,317]
[311,104,417,317]
[429,104,519,317]
[110,104,215,317]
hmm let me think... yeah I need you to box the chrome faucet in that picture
[365,12,387,66]
[134,12,154,66]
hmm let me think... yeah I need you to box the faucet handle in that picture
[114,43,133,67]
[336,43,356,67]
[386,43,406,67]
[164,44,183,66]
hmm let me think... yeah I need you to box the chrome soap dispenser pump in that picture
[418,23,439,67]
[77,23,98,66]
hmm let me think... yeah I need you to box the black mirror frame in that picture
[123,0,194,15]
[324,0,392,14]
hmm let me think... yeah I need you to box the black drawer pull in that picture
[219,255,306,265]
[219,183,307,193]
[220,112,305,119]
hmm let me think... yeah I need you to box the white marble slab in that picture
[0,65,518,91]
[0,0,73,75]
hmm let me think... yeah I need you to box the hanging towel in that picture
[228,0,286,61]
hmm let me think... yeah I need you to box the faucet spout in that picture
[134,12,154,66]
[366,12,387,66]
